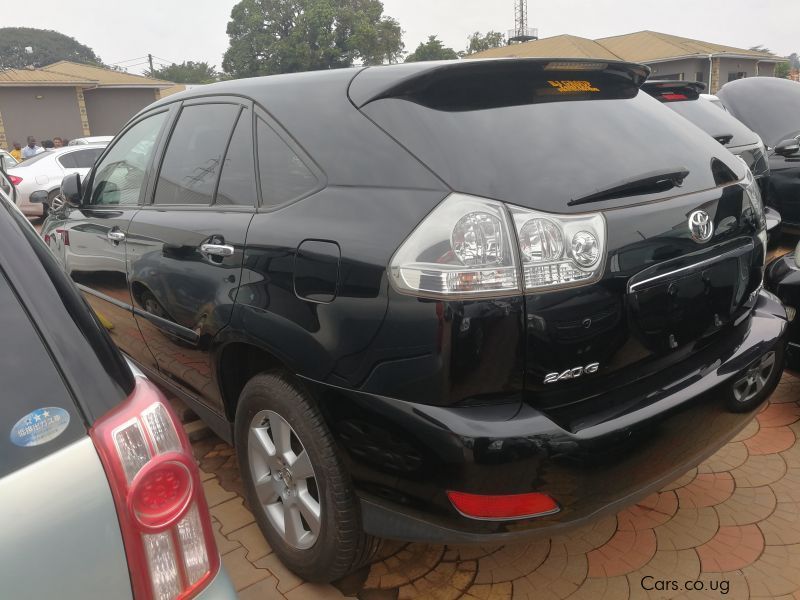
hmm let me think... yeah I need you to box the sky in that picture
[2,0,797,74]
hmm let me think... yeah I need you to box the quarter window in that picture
[153,104,240,206]
[89,112,168,206]
[256,118,318,207]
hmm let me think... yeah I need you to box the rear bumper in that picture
[307,291,787,543]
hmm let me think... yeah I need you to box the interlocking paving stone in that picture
[714,485,777,526]
[227,522,273,562]
[255,553,305,593]
[221,546,272,591]
[209,497,255,535]
[697,441,749,474]
[653,507,719,551]
[696,524,765,571]
[747,424,796,455]
[675,473,734,509]
[201,476,237,508]
[587,527,657,577]
[238,575,284,600]
[728,452,788,487]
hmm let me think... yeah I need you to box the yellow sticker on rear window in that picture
[547,80,600,93]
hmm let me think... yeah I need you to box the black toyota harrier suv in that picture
[43,59,788,582]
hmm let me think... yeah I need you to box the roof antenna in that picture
[508,0,539,45]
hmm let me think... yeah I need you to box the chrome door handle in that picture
[200,243,235,257]
[107,230,126,242]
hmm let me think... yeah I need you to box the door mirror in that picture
[29,190,48,204]
[60,172,83,206]
[774,139,800,157]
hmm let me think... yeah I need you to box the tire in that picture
[726,343,785,413]
[234,372,378,582]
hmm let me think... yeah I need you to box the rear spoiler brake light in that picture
[350,58,651,111]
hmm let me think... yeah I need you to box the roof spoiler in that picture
[350,58,651,111]
[641,80,707,102]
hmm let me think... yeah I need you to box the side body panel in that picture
[0,438,133,600]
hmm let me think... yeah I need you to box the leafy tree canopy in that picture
[0,27,102,70]
[148,61,219,84]
[775,61,791,78]
[405,35,458,63]
[223,0,404,77]
[464,31,505,55]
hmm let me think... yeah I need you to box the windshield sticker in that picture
[547,80,601,93]
[9,407,70,447]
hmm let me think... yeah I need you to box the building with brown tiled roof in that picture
[0,61,174,151]
[470,30,784,93]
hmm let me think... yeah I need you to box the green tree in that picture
[0,27,102,70]
[464,31,505,55]
[222,0,404,77]
[148,61,219,84]
[776,61,791,78]
[405,35,458,63]
[789,52,800,70]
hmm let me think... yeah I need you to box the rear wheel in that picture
[235,372,378,582]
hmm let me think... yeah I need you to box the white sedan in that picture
[7,144,107,217]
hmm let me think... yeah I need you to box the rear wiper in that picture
[568,167,690,207]
[713,133,734,145]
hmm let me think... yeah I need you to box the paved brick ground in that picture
[187,371,800,600]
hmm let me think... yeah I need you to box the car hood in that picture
[718,77,800,148]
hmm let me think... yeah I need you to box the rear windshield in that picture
[362,92,745,213]
[0,269,83,478]
[718,78,800,148]
[665,98,758,149]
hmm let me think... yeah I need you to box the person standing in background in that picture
[53,137,64,148]
[22,137,42,159]
[9,143,22,162]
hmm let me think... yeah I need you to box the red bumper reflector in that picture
[447,491,559,520]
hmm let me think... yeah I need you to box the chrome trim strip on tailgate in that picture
[628,240,755,293]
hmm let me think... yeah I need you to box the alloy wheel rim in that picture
[248,410,321,550]
[732,352,776,404]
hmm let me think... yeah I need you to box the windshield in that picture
[718,77,800,148]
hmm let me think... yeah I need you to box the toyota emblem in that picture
[688,210,714,243]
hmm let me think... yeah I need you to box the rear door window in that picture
[215,110,258,207]
[153,103,240,206]
[58,148,104,169]
[0,271,83,478]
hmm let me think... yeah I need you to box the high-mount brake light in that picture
[90,377,219,600]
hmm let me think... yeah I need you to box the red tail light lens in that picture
[447,490,559,520]
[90,377,219,600]
[55,228,70,246]
[661,93,688,102]
[8,175,22,186]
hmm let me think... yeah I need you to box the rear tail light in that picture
[389,193,520,298]
[389,193,606,298]
[8,175,22,186]
[447,490,559,520]
[55,228,70,245]
[90,377,219,600]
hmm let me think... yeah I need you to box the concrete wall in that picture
[0,86,84,148]
[84,88,160,136]
[647,58,711,83]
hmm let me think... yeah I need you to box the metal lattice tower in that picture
[508,0,539,44]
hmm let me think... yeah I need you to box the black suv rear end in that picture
[43,58,787,583]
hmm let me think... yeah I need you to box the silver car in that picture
[8,144,107,217]
[0,172,236,600]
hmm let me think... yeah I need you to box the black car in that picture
[641,80,781,238]
[43,59,787,582]
[718,77,800,226]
